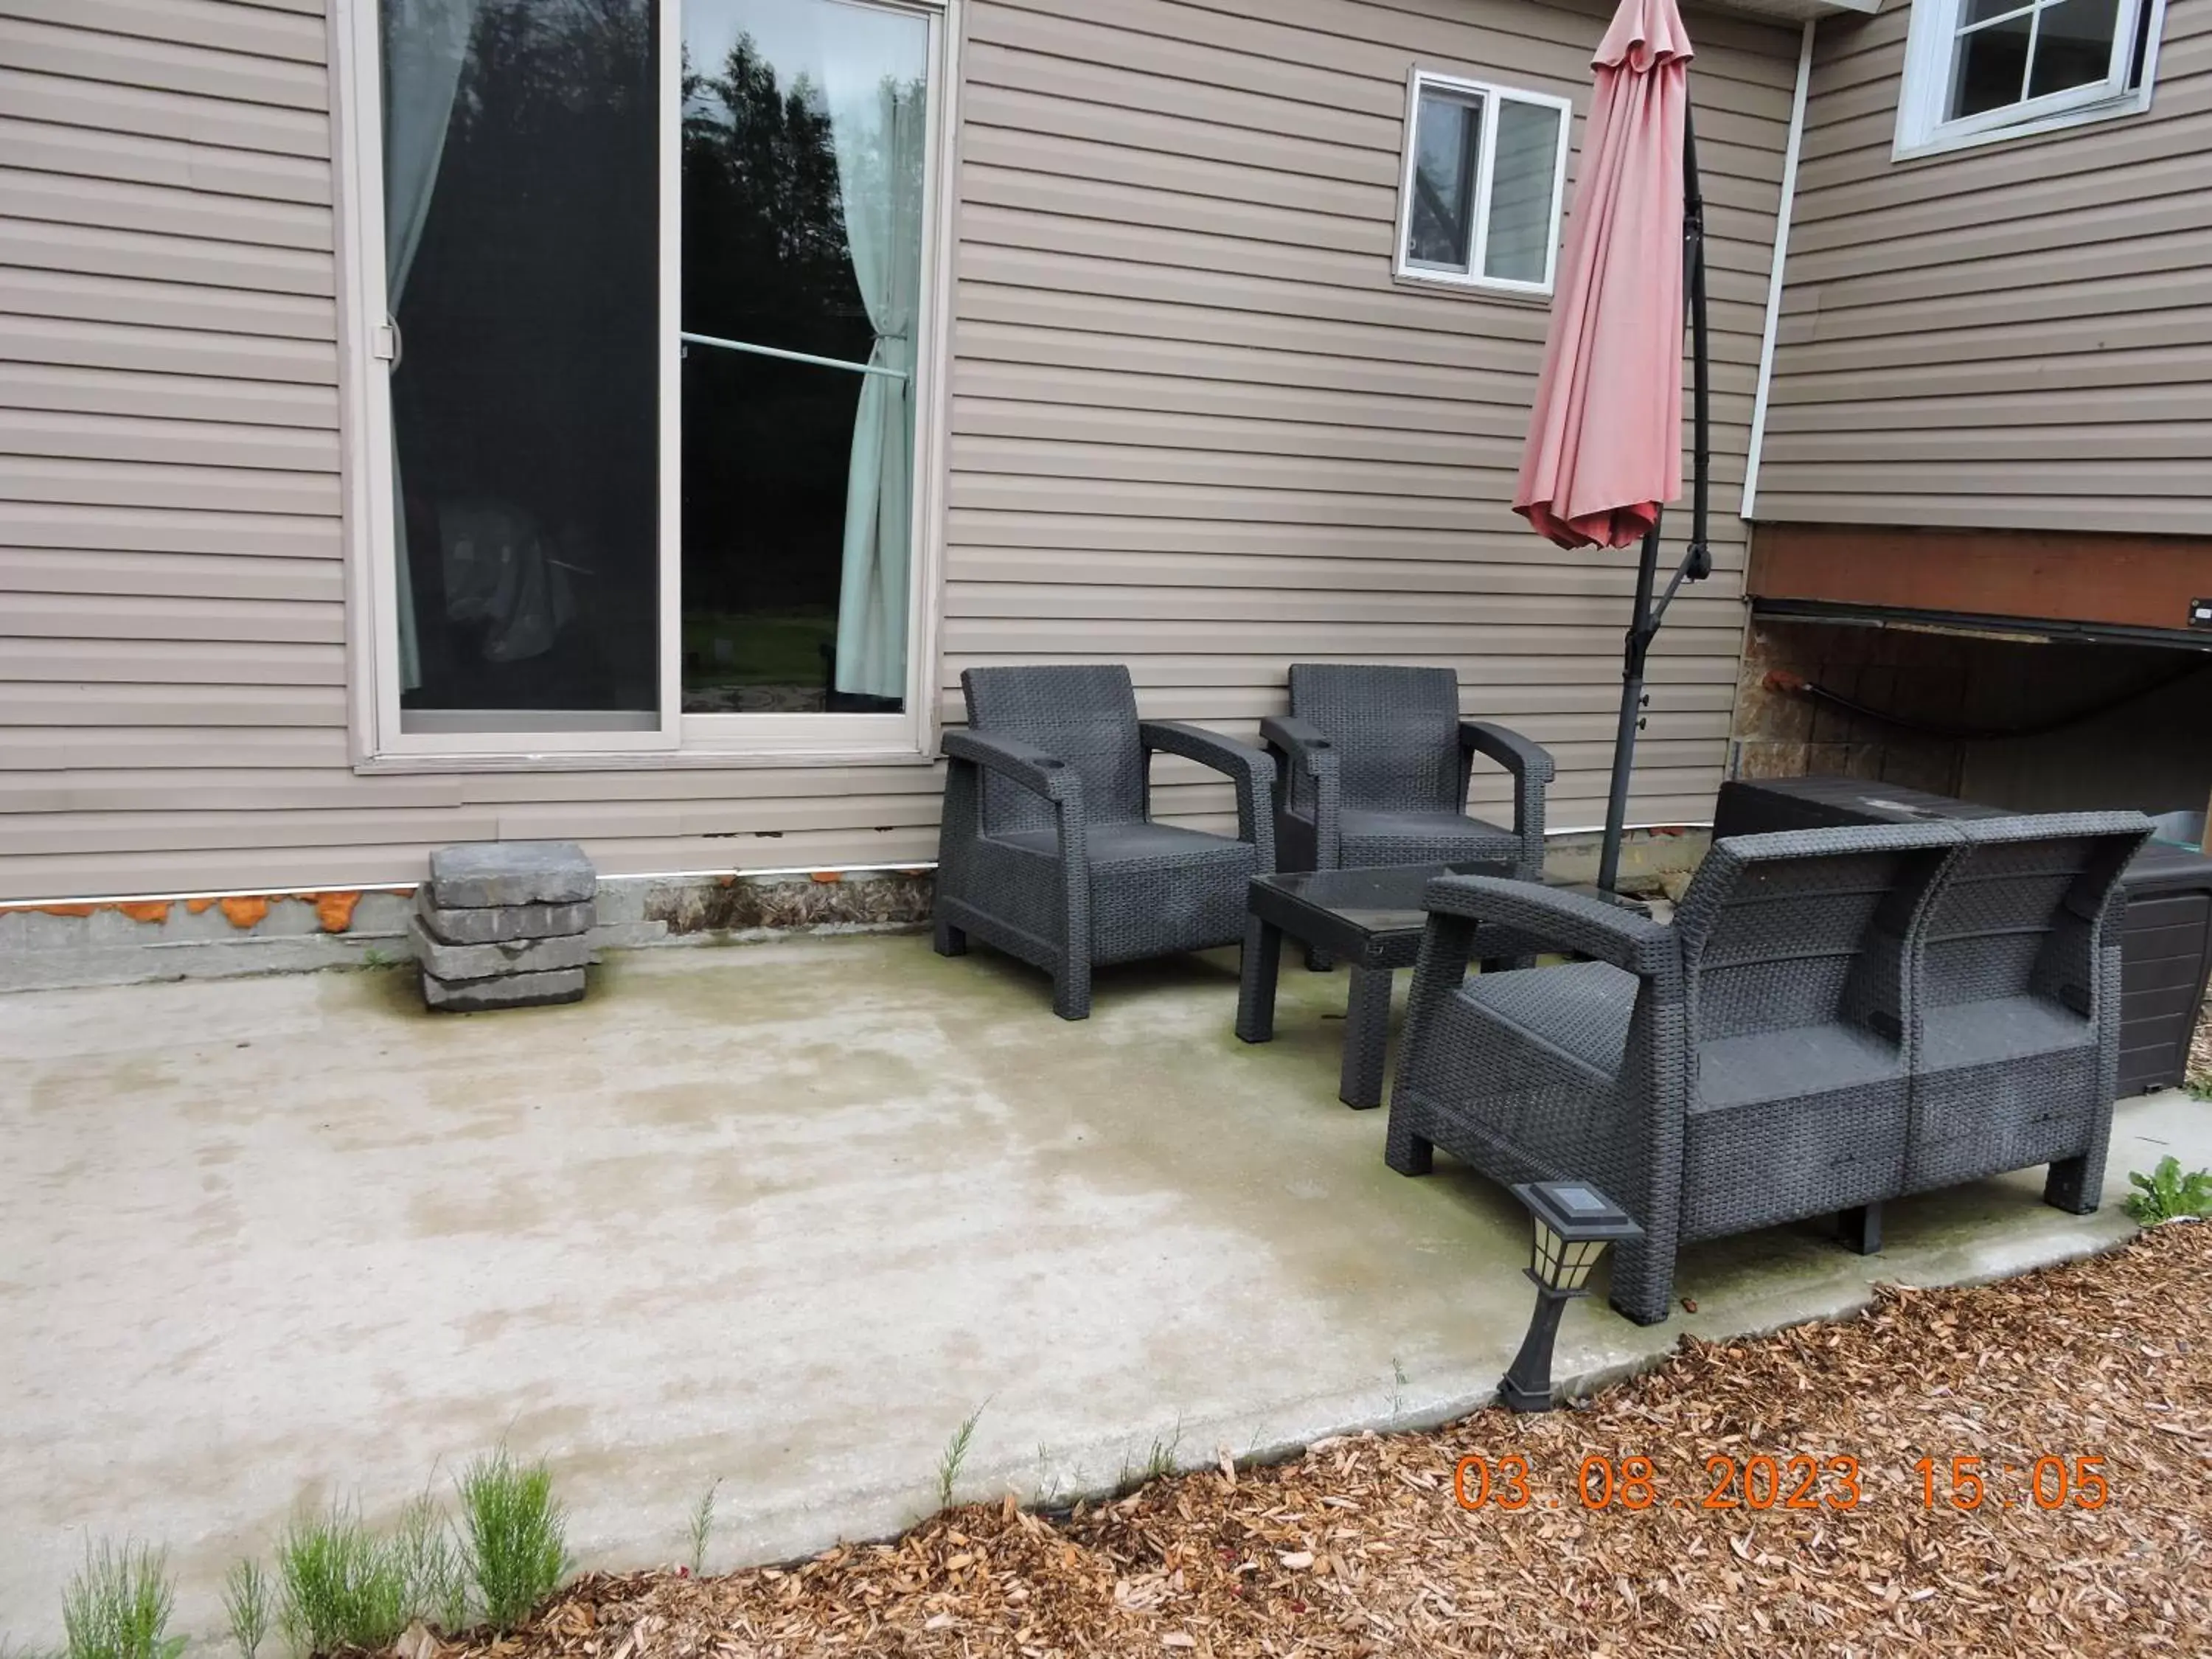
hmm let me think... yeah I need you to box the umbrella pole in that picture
[1597,522,1663,895]
[1685,105,1711,582]
[1597,103,1712,896]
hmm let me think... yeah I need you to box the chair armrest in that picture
[1459,721,1552,876]
[1459,720,1556,785]
[1142,721,1273,788]
[1258,714,1335,777]
[1141,721,1277,872]
[1259,714,1339,863]
[1422,875,1675,978]
[941,729,1082,805]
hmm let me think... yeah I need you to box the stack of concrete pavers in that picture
[412,841,597,1012]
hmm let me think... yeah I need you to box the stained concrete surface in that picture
[3,933,2205,1638]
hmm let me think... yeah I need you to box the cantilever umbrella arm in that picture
[1596,100,1713,896]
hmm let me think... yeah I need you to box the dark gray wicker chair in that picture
[1386,823,1965,1326]
[933,664,1276,1020]
[1260,664,1554,882]
[1906,812,2150,1211]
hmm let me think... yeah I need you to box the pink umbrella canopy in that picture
[1512,0,1694,550]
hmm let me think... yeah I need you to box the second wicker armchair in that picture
[1260,664,1554,883]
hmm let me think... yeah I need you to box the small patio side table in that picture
[1237,862,1650,1109]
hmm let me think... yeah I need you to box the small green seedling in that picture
[278,1504,408,1654]
[1032,1444,1063,1506]
[2125,1155,2212,1225]
[222,1559,272,1659]
[456,1447,571,1633]
[1142,1417,1184,1484]
[394,1492,468,1631]
[935,1401,988,1510]
[62,1540,183,1659]
[686,1479,719,1576]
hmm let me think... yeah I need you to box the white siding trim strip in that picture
[1741,18,1813,523]
[0,823,1724,911]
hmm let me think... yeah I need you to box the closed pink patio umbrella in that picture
[1512,0,1714,891]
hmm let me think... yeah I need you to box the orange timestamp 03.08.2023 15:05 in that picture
[1450,1453,2113,1514]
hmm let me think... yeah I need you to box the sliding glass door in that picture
[679,0,927,717]
[367,0,941,749]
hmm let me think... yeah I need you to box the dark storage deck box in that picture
[1714,778,2212,1095]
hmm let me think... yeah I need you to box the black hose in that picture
[1764,658,2212,743]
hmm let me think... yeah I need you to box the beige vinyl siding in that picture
[1753,0,2212,532]
[0,0,1798,903]
[947,0,1795,848]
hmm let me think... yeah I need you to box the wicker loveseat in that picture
[1384,813,2149,1325]
[1907,813,2152,1209]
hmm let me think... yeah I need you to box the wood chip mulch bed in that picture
[453,1222,2212,1659]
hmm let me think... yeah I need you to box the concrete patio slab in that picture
[3,933,2205,1638]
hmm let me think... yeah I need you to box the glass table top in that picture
[1253,861,1647,939]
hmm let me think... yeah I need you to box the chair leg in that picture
[1607,1240,1674,1326]
[1384,1111,1433,1176]
[1051,959,1093,1022]
[1837,1202,1882,1256]
[933,917,967,957]
[1305,942,1335,973]
[2044,1154,2098,1214]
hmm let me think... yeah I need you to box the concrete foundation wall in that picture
[0,829,1707,992]
[0,869,936,993]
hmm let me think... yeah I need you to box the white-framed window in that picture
[1392,70,1572,298]
[1894,0,2167,159]
[333,0,957,767]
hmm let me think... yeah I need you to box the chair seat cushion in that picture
[1691,1024,1904,1113]
[1339,809,1518,868]
[991,820,1255,966]
[1920,994,2094,1072]
[1455,958,1638,1077]
[992,820,1252,869]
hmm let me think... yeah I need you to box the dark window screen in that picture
[386,0,660,725]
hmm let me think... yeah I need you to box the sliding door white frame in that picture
[330,0,959,769]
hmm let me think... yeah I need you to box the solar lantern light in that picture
[1500,1180,1644,1413]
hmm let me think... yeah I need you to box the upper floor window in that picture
[1896,0,2166,158]
[1394,71,1571,297]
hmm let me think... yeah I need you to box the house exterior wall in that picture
[1751,0,2212,535]
[0,0,1800,905]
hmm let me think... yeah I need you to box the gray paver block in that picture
[406,917,596,981]
[420,966,587,1012]
[414,889,592,945]
[427,841,597,909]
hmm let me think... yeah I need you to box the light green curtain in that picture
[381,0,479,692]
[824,71,925,703]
